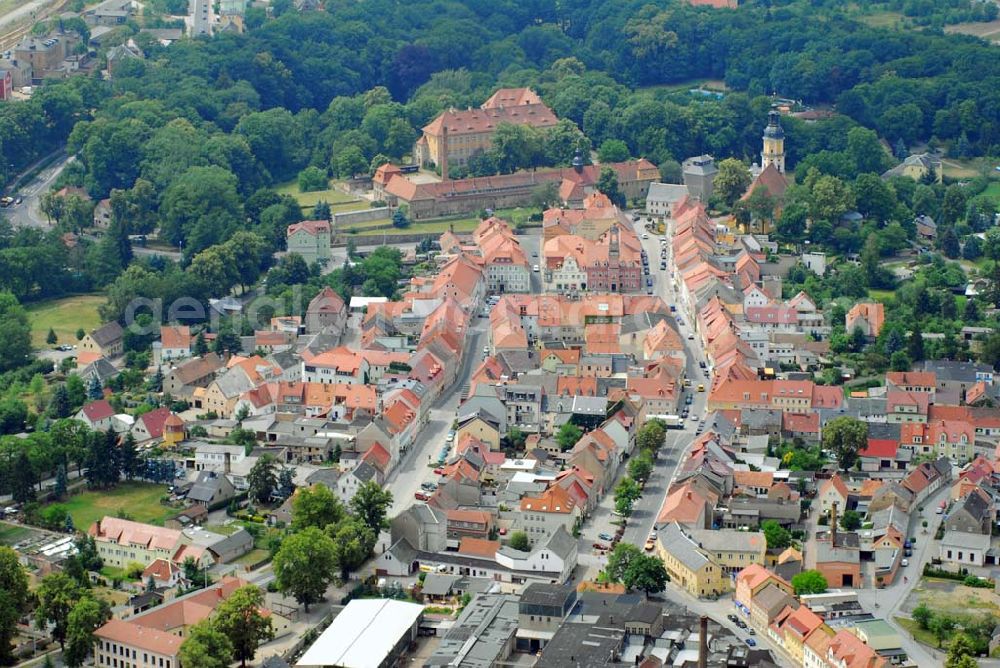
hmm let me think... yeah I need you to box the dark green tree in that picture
[822,416,867,472]
[63,595,111,668]
[791,569,828,595]
[350,480,393,533]
[908,322,925,362]
[597,167,626,208]
[212,585,274,668]
[247,455,278,505]
[508,531,530,551]
[273,527,337,612]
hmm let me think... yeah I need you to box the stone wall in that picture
[333,207,391,227]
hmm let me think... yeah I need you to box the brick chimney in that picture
[831,501,838,547]
[698,615,709,668]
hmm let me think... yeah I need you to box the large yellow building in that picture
[656,522,727,598]
[414,88,559,170]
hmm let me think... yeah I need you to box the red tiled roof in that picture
[782,412,819,434]
[861,439,898,459]
[81,399,114,422]
[138,407,172,439]
[287,220,330,236]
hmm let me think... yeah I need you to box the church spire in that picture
[761,110,785,174]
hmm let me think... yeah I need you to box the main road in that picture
[385,316,487,518]
[3,152,74,229]
[575,212,712,563]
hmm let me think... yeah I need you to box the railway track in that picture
[0,0,70,52]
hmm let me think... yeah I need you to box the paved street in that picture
[574,213,712,574]
[385,317,487,518]
[517,231,544,293]
[3,153,73,229]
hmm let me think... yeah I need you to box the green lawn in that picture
[867,289,895,302]
[275,179,357,208]
[349,218,478,237]
[62,482,172,530]
[982,180,1000,205]
[234,548,270,566]
[204,524,241,536]
[26,294,104,348]
[0,524,34,546]
[895,616,939,648]
[343,205,537,237]
[858,10,906,29]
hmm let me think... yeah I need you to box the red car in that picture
[592,542,610,551]
[414,492,429,501]
[433,469,444,475]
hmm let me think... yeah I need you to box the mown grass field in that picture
[858,10,906,29]
[63,482,172,530]
[26,294,104,347]
[982,180,1000,204]
[0,523,36,547]
[275,179,359,211]
[945,19,1000,41]
[344,206,535,237]
[349,218,478,236]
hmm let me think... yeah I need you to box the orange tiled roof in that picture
[457,537,501,558]
[520,485,576,514]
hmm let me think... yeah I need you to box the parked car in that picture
[592,542,610,551]
[433,468,444,475]
[748,628,756,636]
[901,558,909,567]
[727,614,738,623]
[745,638,756,647]
[414,492,429,501]
[599,533,613,541]
[735,619,748,630]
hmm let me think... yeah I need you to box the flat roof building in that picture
[296,599,423,668]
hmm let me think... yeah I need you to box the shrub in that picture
[297,166,328,192]
[963,575,992,588]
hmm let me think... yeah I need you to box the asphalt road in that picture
[385,316,487,518]
[576,212,711,562]
[518,231,544,293]
[3,153,73,229]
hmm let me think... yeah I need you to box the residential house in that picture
[75,399,115,431]
[187,471,237,509]
[80,321,124,358]
[163,353,225,400]
[305,287,348,336]
[302,347,369,385]
[939,530,989,568]
[656,522,726,598]
[456,409,502,451]
[518,485,579,546]
[159,325,192,361]
[881,153,942,183]
[687,528,767,578]
[286,220,331,266]
[943,489,992,535]
[131,407,174,443]
[845,302,884,338]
